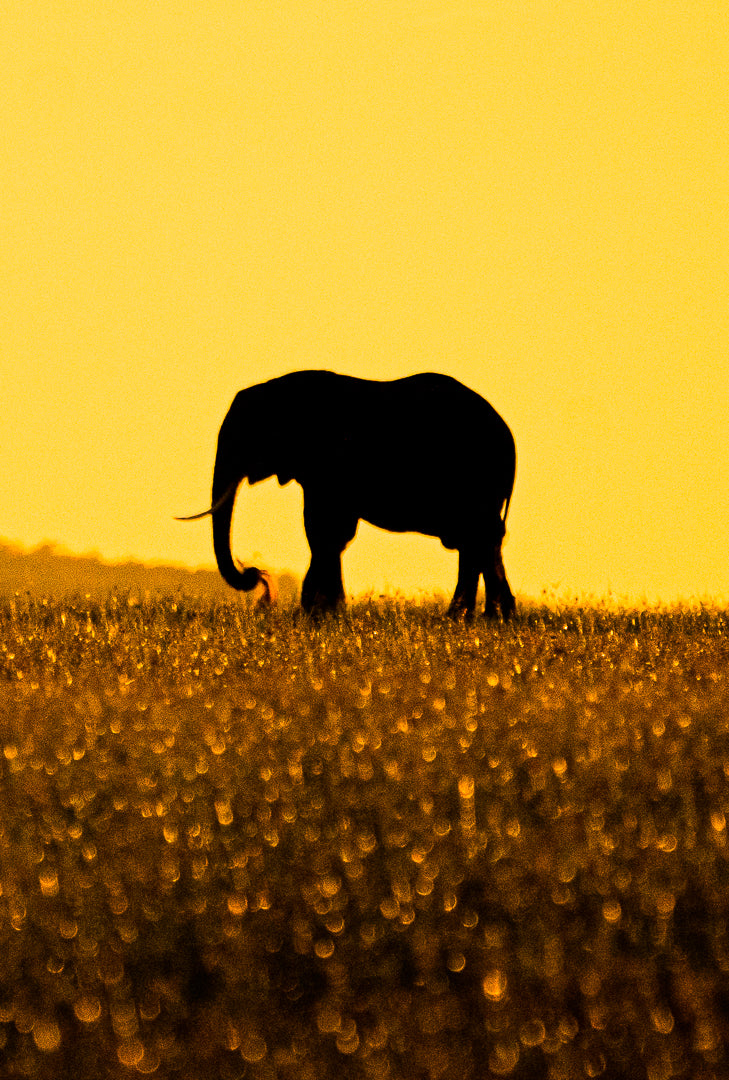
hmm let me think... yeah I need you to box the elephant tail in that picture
[500,432,516,529]
[501,491,512,527]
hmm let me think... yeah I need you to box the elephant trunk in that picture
[211,492,242,592]
[211,462,260,593]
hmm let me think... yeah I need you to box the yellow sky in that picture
[2,1,727,603]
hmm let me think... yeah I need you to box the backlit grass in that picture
[1,596,728,1078]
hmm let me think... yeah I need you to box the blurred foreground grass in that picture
[1,596,728,1079]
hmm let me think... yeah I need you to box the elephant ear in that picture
[272,430,321,488]
[251,373,336,488]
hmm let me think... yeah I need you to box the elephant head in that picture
[177,381,300,594]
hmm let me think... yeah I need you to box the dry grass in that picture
[1,595,728,1078]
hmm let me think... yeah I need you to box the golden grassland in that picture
[1,596,728,1079]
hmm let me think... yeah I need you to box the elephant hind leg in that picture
[448,549,480,619]
[451,515,515,622]
[484,542,515,621]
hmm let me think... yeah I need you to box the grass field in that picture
[1,595,728,1079]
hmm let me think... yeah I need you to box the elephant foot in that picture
[484,594,516,621]
[499,585,516,622]
[500,600,515,622]
[447,600,475,622]
[300,595,345,621]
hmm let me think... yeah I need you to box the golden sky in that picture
[3,1,727,603]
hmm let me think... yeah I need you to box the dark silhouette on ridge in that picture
[178,371,516,618]
[0,541,298,604]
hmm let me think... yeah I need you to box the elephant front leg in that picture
[301,551,346,614]
[302,495,358,615]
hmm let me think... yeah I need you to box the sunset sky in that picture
[3,1,727,604]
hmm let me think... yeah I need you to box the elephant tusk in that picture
[174,482,238,521]
[174,508,213,521]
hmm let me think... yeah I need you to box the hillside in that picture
[0,540,299,604]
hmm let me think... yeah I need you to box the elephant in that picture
[178,371,516,619]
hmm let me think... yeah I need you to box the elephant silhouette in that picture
[178,371,516,618]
